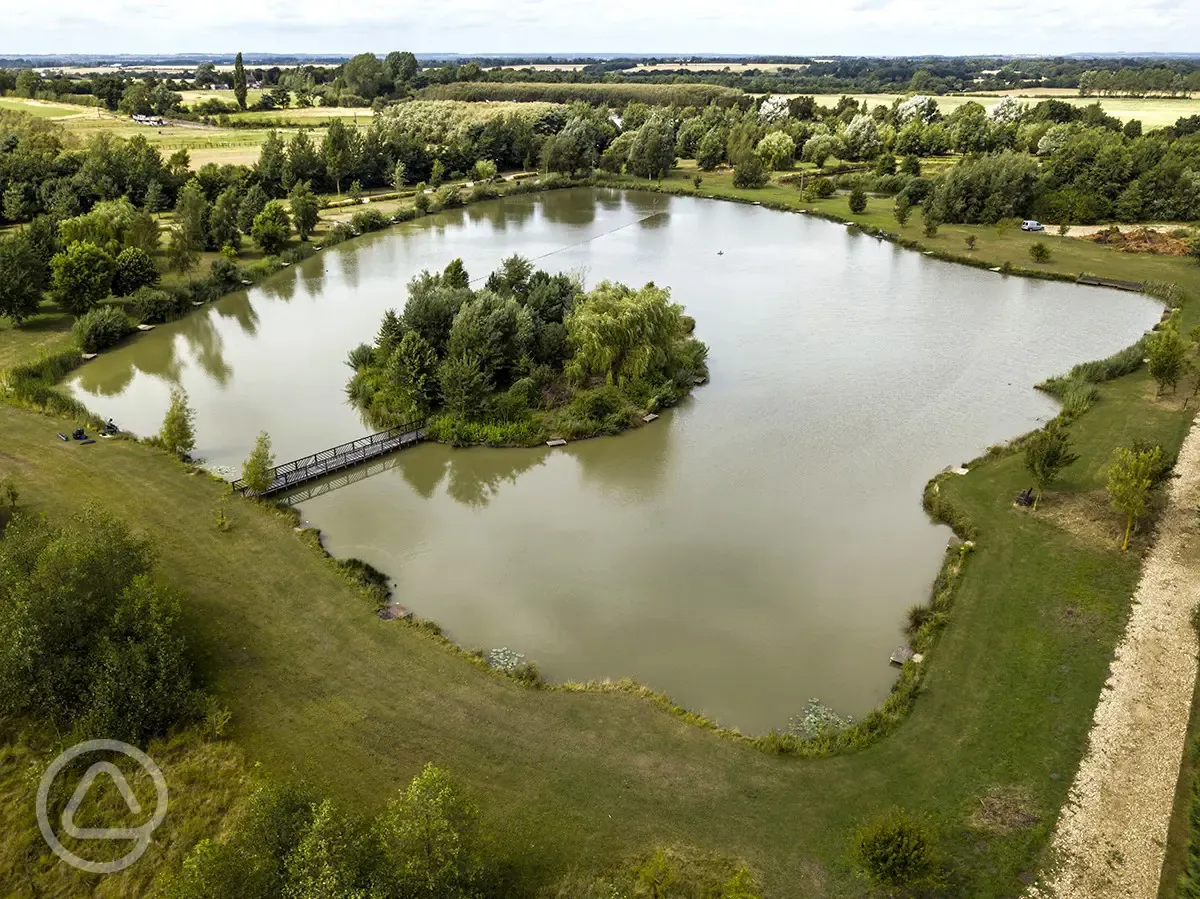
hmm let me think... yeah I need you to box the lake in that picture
[69,188,1162,733]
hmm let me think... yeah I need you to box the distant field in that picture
[490,63,591,72]
[0,96,98,118]
[178,89,265,108]
[225,106,375,124]
[624,62,805,73]
[766,92,1198,128]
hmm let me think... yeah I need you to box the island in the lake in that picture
[345,254,710,445]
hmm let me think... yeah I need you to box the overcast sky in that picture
[3,0,1196,56]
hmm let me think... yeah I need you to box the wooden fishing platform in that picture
[231,420,426,498]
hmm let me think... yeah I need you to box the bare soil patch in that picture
[1084,226,1195,256]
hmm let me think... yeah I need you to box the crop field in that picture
[223,106,375,125]
[177,88,265,107]
[0,96,97,117]
[624,61,806,73]
[759,92,1199,127]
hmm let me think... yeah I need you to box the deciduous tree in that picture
[288,181,319,241]
[1023,423,1079,509]
[160,386,196,458]
[1107,443,1162,550]
[251,201,292,255]
[241,432,276,496]
[50,241,115,315]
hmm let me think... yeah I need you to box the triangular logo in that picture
[61,761,144,841]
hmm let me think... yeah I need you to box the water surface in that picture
[70,189,1161,732]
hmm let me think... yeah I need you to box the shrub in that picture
[72,304,134,352]
[130,287,186,324]
[1029,241,1052,263]
[414,192,431,214]
[112,246,159,296]
[851,809,941,892]
[810,178,836,198]
[964,235,977,250]
[349,208,390,233]
[732,155,768,189]
[848,185,868,214]
[922,211,941,237]
[436,184,464,208]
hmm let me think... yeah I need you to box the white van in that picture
[1021,220,1045,232]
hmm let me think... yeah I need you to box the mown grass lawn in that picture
[3,173,1199,894]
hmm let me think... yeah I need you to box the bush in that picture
[810,178,836,198]
[851,809,941,892]
[436,184,464,208]
[349,208,390,233]
[964,235,977,250]
[130,286,186,324]
[112,246,159,296]
[1029,241,1052,263]
[72,303,134,352]
[848,185,868,214]
[732,155,769,189]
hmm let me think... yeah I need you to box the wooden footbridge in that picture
[231,420,426,498]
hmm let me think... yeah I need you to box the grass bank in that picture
[3,172,1200,895]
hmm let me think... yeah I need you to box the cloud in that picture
[3,0,1197,54]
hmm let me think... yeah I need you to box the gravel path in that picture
[1028,416,1200,899]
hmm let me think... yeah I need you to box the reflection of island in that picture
[568,406,675,498]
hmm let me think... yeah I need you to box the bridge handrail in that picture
[231,419,425,494]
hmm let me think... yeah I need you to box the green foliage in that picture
[113,246,159,296]
[165,765,483,899]
[0,508,202,743]
[565,280,701,387]
[373,763,483,898]
[160,386,197,459]
[252,201,292,255]
[238,183,270,234]
[289,181,320,241]
[1147,325,1190,394]
[1029,241,1052,263]
[893,195,912,226]
[851,809,941,893]
[72,303,134,352]
[233,51,248,110]
[50,240,115,315]
[848,185,868,214]
[1023,422,1080,508]
[1107,443,1164,550]
[922,210,941,238]
[129,287,183,325]
[0,230,47,324]
[419,80,743,107]
[350,208,391,233]
[387,330,440,416]
[241,432,276,496]
[351,260,705,444]
[732,154,769,189]
[438,353,492,420]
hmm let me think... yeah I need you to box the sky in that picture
[1,0,1197,56]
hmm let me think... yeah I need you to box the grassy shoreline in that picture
[3,173,1200,895]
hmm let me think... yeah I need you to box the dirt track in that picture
[1027,414,1200,898]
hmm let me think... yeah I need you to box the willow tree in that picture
[565,281,688,387]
